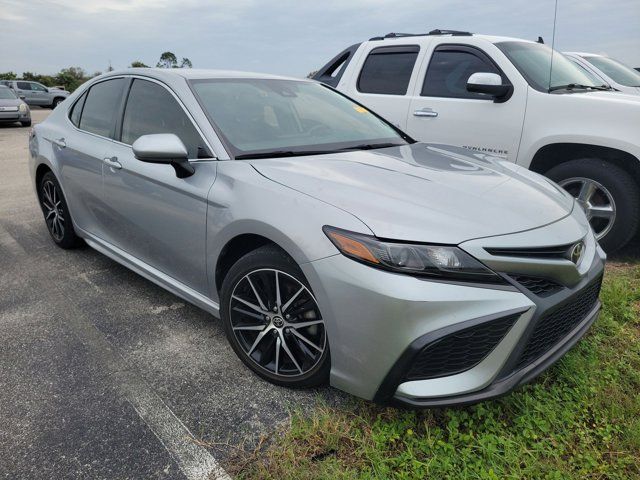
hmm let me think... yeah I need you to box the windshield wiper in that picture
[336,142,405,152]
[235,142,405,160]
[548,83,612,92]
[235,150,336,160]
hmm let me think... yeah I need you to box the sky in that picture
[1,0,639,77]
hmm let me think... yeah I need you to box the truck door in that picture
[406,43,526,161]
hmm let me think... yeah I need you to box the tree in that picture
[180,57,192,68]
[0,71,17,80]
[130,60,149,68]
[55,67,89,92]
[156,51,178,68]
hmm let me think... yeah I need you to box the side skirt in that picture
[78,228,220,318]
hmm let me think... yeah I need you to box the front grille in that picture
[405,313,520,381]
[516,275,602,369]
[485,244,574,260]
[510,274,564,297]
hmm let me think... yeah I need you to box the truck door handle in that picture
[103,156,122,170]
[413,108,438,118]
[52,138,66,148]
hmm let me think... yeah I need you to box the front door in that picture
[101,78,216,294]
[406,44,526,161]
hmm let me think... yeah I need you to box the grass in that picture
[227,261,640,479]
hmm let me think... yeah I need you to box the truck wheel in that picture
[51,98,64,109]
[546,158,640,253]
[21,120,31,127]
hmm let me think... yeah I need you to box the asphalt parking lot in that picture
[0,108,345,479]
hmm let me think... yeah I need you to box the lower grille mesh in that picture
[405,313,520,381]
[516,275,603,369]
[510,274,564,297]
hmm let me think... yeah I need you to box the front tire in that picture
[20,120,31,127]
[37,171,83,249]
[546,158,640,253]
[220,245,330,388]
[51,98,64,109]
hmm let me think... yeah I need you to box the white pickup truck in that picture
[313,29,640,252]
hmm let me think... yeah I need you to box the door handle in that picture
[103,156,122,170]
[413,108,438,118]
[52,137,66,148]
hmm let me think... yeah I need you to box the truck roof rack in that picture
[369,29,473,41]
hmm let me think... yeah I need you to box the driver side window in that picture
[120,79,210,159]
[31,83,48,92]
[422,47,503,99]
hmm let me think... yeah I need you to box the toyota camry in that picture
[28,69,605,406]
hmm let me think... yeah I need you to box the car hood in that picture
[250,143,574,244]
[0,98,22,107]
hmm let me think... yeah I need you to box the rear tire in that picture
[220,245,330,388]
[37,171,84,249]
[546,158,640,253]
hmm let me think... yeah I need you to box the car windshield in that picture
[189,78,409,159]
[0,88,17,100]
[496,41,602,92]
[583,55,640,87]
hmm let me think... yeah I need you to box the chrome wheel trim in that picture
[41,180,65,241]
[229,268,326,378]
[558,176,616,240]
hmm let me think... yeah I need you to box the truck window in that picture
[357,45,419,95]
[422,47,502,99]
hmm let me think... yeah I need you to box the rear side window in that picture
[357,46,419,95]
[69,92,87,127]
[16,82,31,90]
[79,78,125,138]
[422,47,502,99]
[120,79,208,159]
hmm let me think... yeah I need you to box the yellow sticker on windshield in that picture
[353,106,368,113]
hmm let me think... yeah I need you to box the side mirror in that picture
[19,95,26,100]
[132,133,194,178]
[466,72,512,101]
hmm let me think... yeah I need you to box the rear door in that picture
[15,81,35,105]
[101,77,216,294]
[344,42,426,130]
[406,43,527,161]
[57,77,126,237]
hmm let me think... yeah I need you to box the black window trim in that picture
[65,76,127,140]
[420,43,513,101]
[312,42,361,88]
[356,44,421,96]
[65,75,215,160]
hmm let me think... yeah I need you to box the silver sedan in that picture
[28,69,605,406]
[0,85,31,127]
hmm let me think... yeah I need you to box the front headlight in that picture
[323,226,504,283]
[19,103,28,113]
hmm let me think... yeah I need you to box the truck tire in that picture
[546,158,640,253]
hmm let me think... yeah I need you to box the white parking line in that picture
[123,379,231,480]
[8,233,232,480]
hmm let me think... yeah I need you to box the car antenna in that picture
[547,0,558,92]
[537,36,544,44]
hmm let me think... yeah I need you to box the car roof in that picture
[102,68,307,82]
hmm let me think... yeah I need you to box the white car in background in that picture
[313,30,640,253]
[564,52,640,95]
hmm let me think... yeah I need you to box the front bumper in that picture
[302,211,605,405]
[0,109,30,123]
